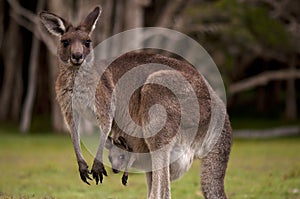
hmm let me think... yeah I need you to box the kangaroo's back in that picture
[106,51,213,147]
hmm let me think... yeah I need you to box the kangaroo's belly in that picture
[169,146,194,181]
[73,91,98,125]
[126,145,195,180]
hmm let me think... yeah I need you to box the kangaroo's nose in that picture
[72,53,83,61]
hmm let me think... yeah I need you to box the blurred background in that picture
[0,0,299,198]
[0,0,299,133]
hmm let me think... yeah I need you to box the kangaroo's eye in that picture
[84,40,91,48]
[108,156,112,163]
[119,155,125,160]
[61,40,70,48]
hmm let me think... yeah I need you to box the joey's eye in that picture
[61,40,70,48]
[84,40,91,48]
[119,155,125,160]
[108,156,112,163]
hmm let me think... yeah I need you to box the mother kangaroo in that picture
[40,5,232,199]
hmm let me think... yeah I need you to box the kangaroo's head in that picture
[40,6,101,67]
[105,136,132,174]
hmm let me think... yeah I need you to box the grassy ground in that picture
[0,128,299,199]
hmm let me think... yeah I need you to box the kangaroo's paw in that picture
[122,172,128,186]
[91,159,107,185]
[78,160,92,185]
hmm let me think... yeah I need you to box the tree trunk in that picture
[91,0,114,59]
[0,17,21,120]
[284,56,297,121]
[19,31,39,132]
[0,0,4,49]
[155,0,188,28]
[229,69,300,95]
[113,0,124,34]
[11,60,23,121]
[256,87,266,114]
[20,0,45,133]
[123,0,145,52]
[125,0,145,29]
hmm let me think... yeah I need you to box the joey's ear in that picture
[80,6,102,34]
[105,136,113,150]
[40,11,70,36]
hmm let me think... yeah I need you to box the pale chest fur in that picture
[72,66,100,125]
[56,65,100,126]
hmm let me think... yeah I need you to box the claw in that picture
[87,174,92,181]
[100,173,103,184]
[78,160,91,185]
[103,169,108,176]
[79,171,91,185]
[80,174,91,185]
[93,173,99,185]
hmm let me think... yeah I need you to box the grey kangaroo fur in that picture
[40,5,232,199]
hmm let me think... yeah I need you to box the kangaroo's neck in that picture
[55,65,78,97]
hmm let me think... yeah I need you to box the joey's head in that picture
[40,6,101,67]
[105,136,132,174]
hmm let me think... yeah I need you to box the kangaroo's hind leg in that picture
[200,117,232,199]
[145,172,152,198]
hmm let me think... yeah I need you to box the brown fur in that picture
[40,6,232,199]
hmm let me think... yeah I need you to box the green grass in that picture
[0,128,300,199]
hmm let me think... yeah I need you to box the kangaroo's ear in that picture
[105,136,113,150]
[80,6,102,34]
[40,11,70,36]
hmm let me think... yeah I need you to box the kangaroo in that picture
[40,7,109,185]
[40,5,232,199]
[107,115,231,198]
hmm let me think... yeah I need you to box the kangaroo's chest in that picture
[72,69,99,125]
[73,90,98,125]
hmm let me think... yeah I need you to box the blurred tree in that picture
[180,0,299,120]
[0,1,23,122]
[0,0,299,134]
[20,0,45,133]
